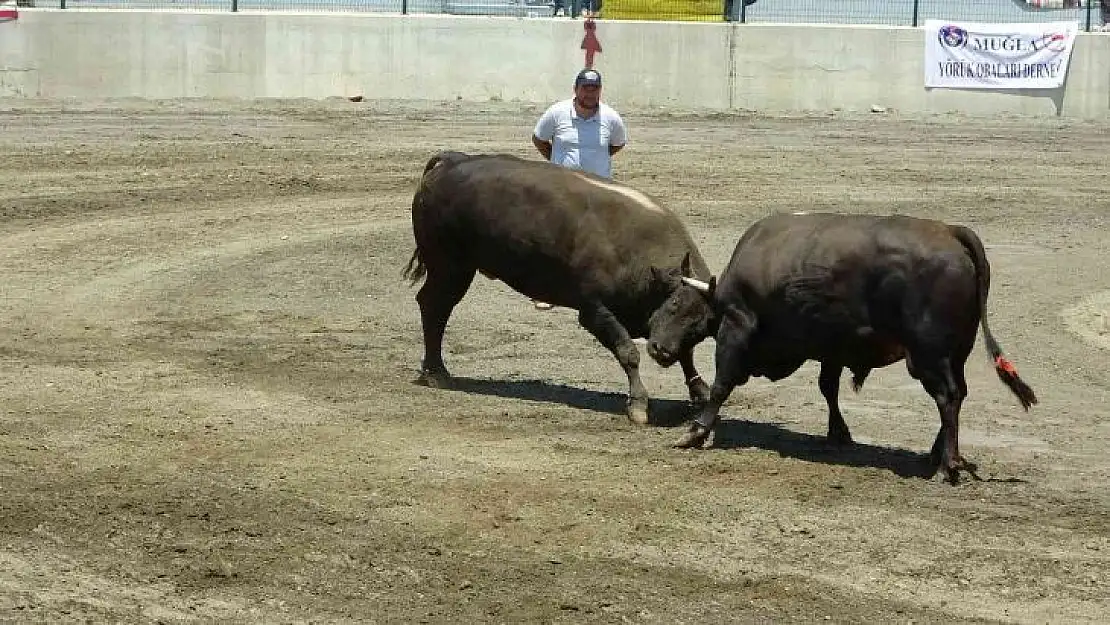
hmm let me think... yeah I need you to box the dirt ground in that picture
[1,97,1108,624]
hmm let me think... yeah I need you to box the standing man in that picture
[532,68,627,181]
[528,68,628,310]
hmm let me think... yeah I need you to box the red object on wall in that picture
[0,2,19,23]
[581,18,602,68]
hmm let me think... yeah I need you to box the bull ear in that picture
[707,276,717,298]
[679,252,692,278]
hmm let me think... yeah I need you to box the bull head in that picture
[648,272,718,368]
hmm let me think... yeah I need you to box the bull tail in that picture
[949,225,1038,410]
[401,248,427,286]
[422,154,444,176]
[402,151,467,286]
[422,150,471,176]
[400,159,435,287]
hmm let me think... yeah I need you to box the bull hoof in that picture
[626,398,650,426]
[943,456,982,485]
[674,423,711,449]
[415,368,452,389]
[940,467,961,486]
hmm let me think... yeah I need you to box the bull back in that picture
[405,151,711,329]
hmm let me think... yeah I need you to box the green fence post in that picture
[912,0,919,27]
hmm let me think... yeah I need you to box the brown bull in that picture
[402,151,714,424]
[645,212,1038,484]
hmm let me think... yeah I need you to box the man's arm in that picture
[608,112,628,157]
[533,135,553,161]
[532,106,557,162]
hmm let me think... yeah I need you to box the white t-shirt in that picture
[532,98,627,179]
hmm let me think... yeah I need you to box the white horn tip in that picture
[681,277,710,292]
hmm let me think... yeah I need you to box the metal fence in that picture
[15,0,1110,31]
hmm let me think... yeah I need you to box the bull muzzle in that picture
[647,341,678,367]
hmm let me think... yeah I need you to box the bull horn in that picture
[681,277,711,293]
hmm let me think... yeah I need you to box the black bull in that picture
[645,211,1038,484]
[401,151,716,424]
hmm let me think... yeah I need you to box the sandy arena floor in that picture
[1,97,1108,623]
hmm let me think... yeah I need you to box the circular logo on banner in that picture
[1039,32,1068,52]
[938,25,968,48]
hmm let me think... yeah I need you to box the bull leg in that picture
[917,356,978,485]
[674,326,752,449]
[819,362,853,446]
[415,266,476,388]
[577,303,651,425]
[679,352,710,406]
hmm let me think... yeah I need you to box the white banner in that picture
[924,20,1079,89]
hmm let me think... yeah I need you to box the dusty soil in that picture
[1,97,1108,624]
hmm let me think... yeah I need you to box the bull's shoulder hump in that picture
[572,173,670,216]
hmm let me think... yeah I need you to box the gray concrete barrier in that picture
[0,10,1107,118]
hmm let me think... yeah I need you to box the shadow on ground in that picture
[441,375,697,426]
[707,418,936,479]
[418,374,1007,482]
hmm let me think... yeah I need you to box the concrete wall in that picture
[1,10,1108,118]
